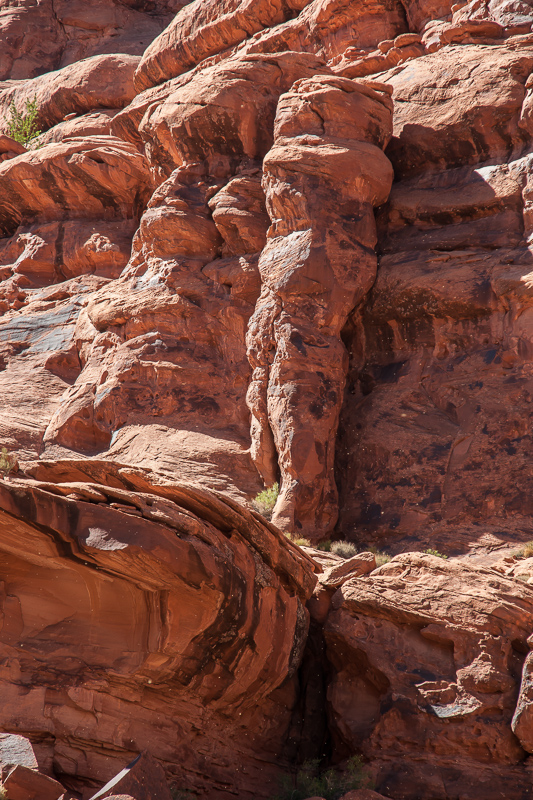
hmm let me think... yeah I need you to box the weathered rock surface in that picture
[246,76,393,540]
[0,461,316,798]
[87,751,172,800]
[0,0,184,82]
[0,55,141,137]
[3,0,533,797]
[325,553,533,799]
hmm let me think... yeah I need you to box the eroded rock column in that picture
[247,76,393,540]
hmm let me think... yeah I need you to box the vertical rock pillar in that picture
[247,76,394,540]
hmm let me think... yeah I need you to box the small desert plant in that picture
[0,781,6,800]
[424,548,448,559]
[272,756,373,800]
[6,96,41,147]
[253,482,279,519]
[0,447,16,474]
[331,540,358,559]
[316,539,332,552]
[369,546,391,566]
[517,541,533,559]
[283,532,312,547]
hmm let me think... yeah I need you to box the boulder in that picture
[325,553,533,799]
[0,734,38,778]
[382,44,533,178]
[319,552,376,589]
[137,51,328,180]
[3,765,64,800]
[0,55,140,136]
[0,136,151,237]
[36,110,117,146]
[134,0,312,90]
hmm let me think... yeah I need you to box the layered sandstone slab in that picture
[0,55,141,137]
[0,460,317,798]
[0,0,183,82]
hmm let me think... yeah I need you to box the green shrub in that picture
[253,482,279,519]
[331,541,358,559]
[316,539,332,552]
[6,96,41,147]
[424,548,448,559]
[0,447,16,474]
[272,756,373,800]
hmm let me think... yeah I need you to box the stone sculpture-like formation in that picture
[246,76,394,540]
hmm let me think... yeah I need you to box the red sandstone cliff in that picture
[2,0,533,797]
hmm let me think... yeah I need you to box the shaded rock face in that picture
[324,554,533,800]
[0,460,316,799]
[335,38,533,552]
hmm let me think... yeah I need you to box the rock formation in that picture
[323,553,533,799]
[246,75,393,540]
[0,460,316,798]
[2,0,533,797]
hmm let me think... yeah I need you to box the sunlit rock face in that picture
[0,460,316,798]
[3,0,533,798]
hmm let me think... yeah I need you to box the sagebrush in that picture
[369,546,391,566]
[331,540,358,559]
[517,541,533,559]
[0,447,16,474]
[6,96,41,147]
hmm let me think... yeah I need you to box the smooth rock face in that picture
[325,554,533,799]
[0,462,316,799]
[246,77,393,540]
[87,751,172,800]
[335,38,533,552]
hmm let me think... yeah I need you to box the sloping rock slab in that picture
[0,460,317,799]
